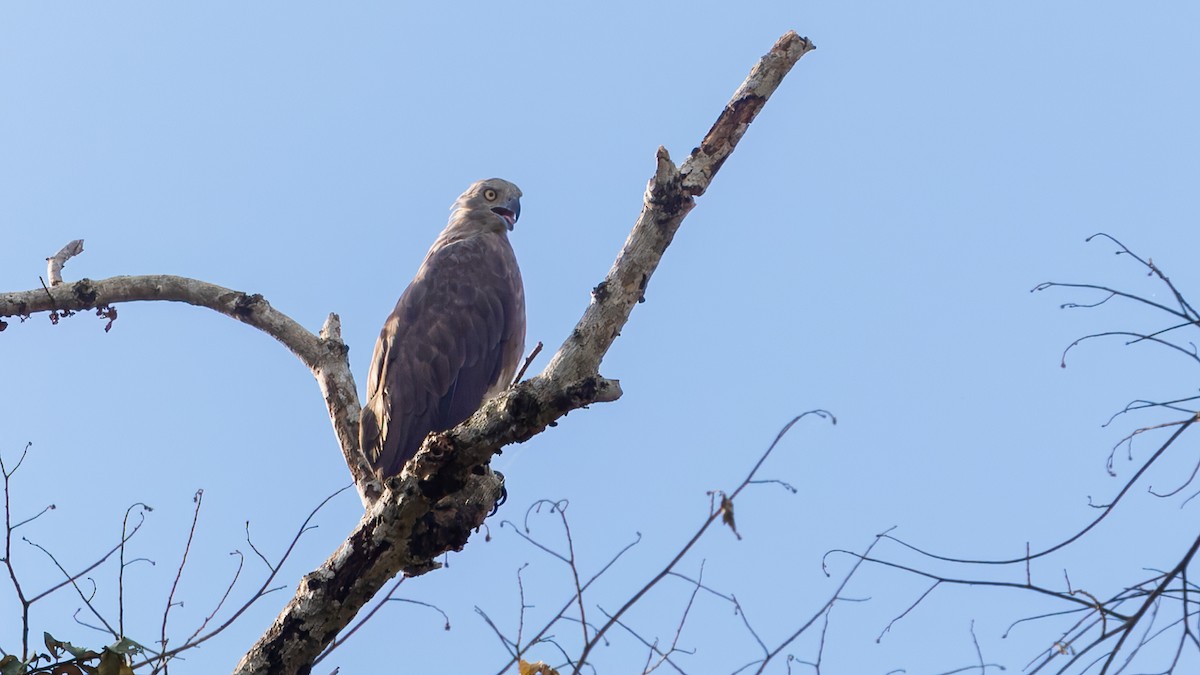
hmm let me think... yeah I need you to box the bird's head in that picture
[452,178,523,232]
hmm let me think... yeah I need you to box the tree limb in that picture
[46,239,84,287]
[232,30,814,675]
[0,274,380,505]
[0,29,814,674]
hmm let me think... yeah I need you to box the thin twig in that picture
[120,501,154,639]
[158,489,204,671]
[132,485,351,669]
[574,411,834,673]
[515,341,544,384]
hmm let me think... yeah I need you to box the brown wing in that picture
[360,233,525,477]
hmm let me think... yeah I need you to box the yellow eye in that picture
[483,188,498,201]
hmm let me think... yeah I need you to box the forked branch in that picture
[237,31,814,674]
[851,235,1200,674]
[0,30,815,675]
[0,276,377,505]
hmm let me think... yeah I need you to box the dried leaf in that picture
[519,659,560,675]
[96,649,133,675]
[720,493,741,540]
[43,634,96,660]
[44,632,61,657]
[96,306,118,333]
[0,655,22,675]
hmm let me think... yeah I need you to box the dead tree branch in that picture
[235,30,813,674]
[0,275,377,506]
[45,239,84,287]
[850,235,1200,674]
[0,30,814,674]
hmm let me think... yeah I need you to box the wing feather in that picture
[361,232,524,477]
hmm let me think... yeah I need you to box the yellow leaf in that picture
[96,649,133,675]
[518,659,560,675]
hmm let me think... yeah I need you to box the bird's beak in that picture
[491,196,521,231]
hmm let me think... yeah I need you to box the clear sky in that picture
[3,3,1200,673]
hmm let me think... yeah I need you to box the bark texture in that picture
[235,31,814,674]
[0,275,381,504]
[0,30,815,675]
[46,239,84,287]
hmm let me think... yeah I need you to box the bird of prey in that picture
[360,178,526,478]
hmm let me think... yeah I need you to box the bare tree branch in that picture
[0,29,814,674]
[857,236,1200,674]
[0,275,379,505]
[235,30,813,675]
[46,239,84,287]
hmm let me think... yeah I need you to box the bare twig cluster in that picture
[0,30,816,674]
[833,234,1200,674]
[473,412,881,675]
[0,441,349,674]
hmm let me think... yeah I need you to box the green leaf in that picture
[103,638,142,657]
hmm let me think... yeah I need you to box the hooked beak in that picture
[490,195,521,231]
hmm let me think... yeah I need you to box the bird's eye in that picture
[483,188,498,201]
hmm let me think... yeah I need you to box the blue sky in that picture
[3,3,1200,673]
